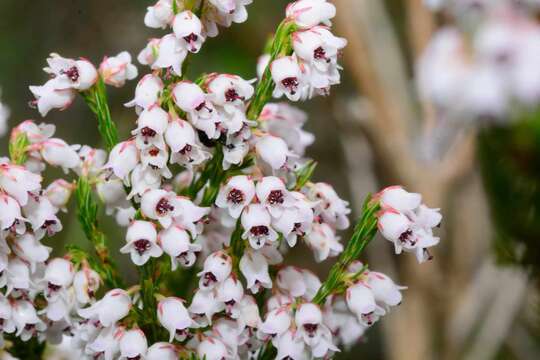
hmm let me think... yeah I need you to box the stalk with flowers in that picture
[0,1,442,359]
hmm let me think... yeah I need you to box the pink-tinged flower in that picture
[119,328,148,359]
[222,133,249,169]
[173,197,210,236]
[271,56,307,101]
[173,11,206,53]
[366,271,406,309]
[206,74,254,112]
[276,267,321,301]
[0,295,16,334]
[159,225,201,270]
[73,266,101,305]
[85,326,121,360]
[216,276,244,315]
[29,78,76,117]
[12,233,51,273]
[128,164,164,199]
[132,105,169,150]
[41,258,74,300]
[141,189,181,228]
[147,342,178,360]
[295,302,338,357]
[38,138,81,173]
[239,249,272,294]
[0,192,26,233]
[241,204,279,249]
[157,297,193,342]
[197,336,229,360]
[44,53,98,91]
[99,51,138,88]
[78,289,132,327]
[256,176,295,218]
[255,135,291,171]
[12,299,46,341]
[44,179,74,212]
[216,175,255,219]
[144,0,174,29]
[104,140,140,183]
[310,182,351,230]
[259,306,292,338]
[273,192,315,247]
[286,0,336,29]
[377,186,422,213]
[275,329,309,360]
[6,258,31,295]
[23,194,62,239]
[197,250,232,290]
[121,220,163,265]
[166,118,210,167]
[11,120,55,144]
[0,163,42,206]
[138,34,187,76]
[305,222,343,262]
[125,74,164,113]
[189,288,224,325]
[346,282,385,327]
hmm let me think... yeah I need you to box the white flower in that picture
[121,220,163,265]
[257,54,271,79]
[23,194,62,239]
[125,74,164,112]
[166,118,210,167]
[99,51,138,88]
[239,249,272,293]
[147,342,178,360]
[377,186,422,212]
[78,289,131,327]
[255,135,291,171]
[275,329,309,360]
[29,78,76,117]
[276,267,320,301]
[138,34,187,76]
[0,192,26,233]
[346,282,385,327]
[173,11,206,53]
[44,179,74,212]
[295,302,338,357]
[6,258,32,294]
[256,176,295,218]
[206,74,254,112]
[39,138,81,172]
[140,144,170,172]
[286,0,336,29]
[85,326,121,360]
[366,271,406,309]
[241,204,279,249]
[216,276,244,315]
[42,258,74,299]
[104,140,140,183]
[273,192,314,247]
[197,337,229,360]
[119,328,148,359]
[145,0,174,29]
[44,53,98,91]
[305,222,343,262]
[12,120,55,144]
[173,197,210,236]
[96,177,129,214]
[222,133,249,169]
[0,91,10,138]
[128,164,163,199]
[73,266,101,305]
[132,105,169,150]
[0,162,42,206]
[12,233,51,272]
[189,288,224,325]
[159,225,201,270]
[259,306,292,338]
[271,56,307,101]
[216,175,256,219]
[157,297,192,342]
[12,299,46,341]
[310,182,350,230]
[0,295,16,334]
[197,251,232,290]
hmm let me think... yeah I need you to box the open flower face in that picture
[121,220,163,265]
[44,53,98,91]
[198,251,232,290]
[216,175,255,219]
[173,11,206,53]
[241,204,279,250]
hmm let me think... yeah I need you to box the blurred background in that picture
[0,0,539,359]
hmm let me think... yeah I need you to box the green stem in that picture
[246,20,297,120]
[8,132,30,165]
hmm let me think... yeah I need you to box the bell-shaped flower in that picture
[346,282,385,327]
[366,271,406,309]
[29,78,76,117]
[255,135,291,171]
[140,144,170,171]
[173,197,210,236]
[216,275,244,316]
[42,258,74,300]
[173,11,206,53]
[236,295,262,330]
[166,118,210,167]
[44,179,74,212]
[286,0,336,29]
[216,175,255,219]
[271,56,307,101]
[159,225,201,270]
[310,182,351,230]
[259,306,292,339]
[239,249,272,294]
[73,266,101,305]
[128,164,163,199]
[121,220,163,265]
[377,186,422,213]
[276,267,320,301]
[0,193,26,233]
[256,176,295,218]
[23,194,62,239]
[125,74,164,113]
[0,163,41,207]
[157,297,193,342]
[197,250,232,290]
[44,53,98,91]
[39,138,81,173]
[147,342,178,360]
[96,177,129,214]
[99,51,138,88]
[141,189,180,228]
[119,328,148,359]
[222,134,249,169]
[241,204,278,249]
[145,0,174,29]
[197,336,229,360]
[206,74,254,112]
[293,27,346,72]
[132,105,169,150]
[0,295,16,334]
[188,288,224,325]
[273,192,315,247]
[104,140,140,184]
[138,34,187,76]
[295,303,324,344]
[12,299,46,341]
[305,222,343,262]
[5,258,32,295]
[275,329,309,360]
[78,289,131,327]
[85,326,121,360]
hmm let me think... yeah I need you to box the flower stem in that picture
[8,132,30,165]
[246,20,297,121]
[312,196,380,305]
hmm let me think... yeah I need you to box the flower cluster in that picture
[418,0,540,122]
[0,0,443,359]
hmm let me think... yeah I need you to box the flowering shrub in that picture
[0,1,442,359]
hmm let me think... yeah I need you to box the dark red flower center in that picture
[134,239,151,255]
[227,189,244,204]
[268,190,284,205]
[156,198,175,215]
